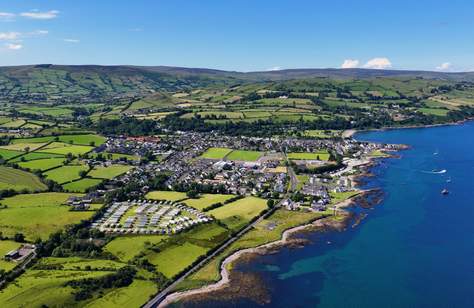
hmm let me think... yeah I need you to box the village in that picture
[55,131,396,235]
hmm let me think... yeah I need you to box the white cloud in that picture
[436,62,452,71]
[32,30,49,35]
[363,57,392,69]
[0,32,20,40]
[267,66,282,71]
[0,12,15,21]
[5,43,22,50]
[63,38,80,43]
[20,10,59,20]
[341,59,359,69]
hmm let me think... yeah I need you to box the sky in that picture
[0,0,473,72]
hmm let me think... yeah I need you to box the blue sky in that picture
[0,0,472,71]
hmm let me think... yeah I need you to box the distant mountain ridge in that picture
[0,64,473,102]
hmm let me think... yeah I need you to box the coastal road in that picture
[144,197,288,308]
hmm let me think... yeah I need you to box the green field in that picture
[0,166,47,191]
[145,190,188,201]
[18,106,74,117]
[183,194,236,210]
[88,165,133,179]
[104,235,168,262]
[0,149,24,160]
[145,224,229,279]
[84,279,158,308]
[417,108,449,116]
[199,147,233,159]
[208,196,267,231]
[17,157,66,171]
[43,164,89,184]
[303,130,341,138]
[9,151,65,162]
[90,152,140,161]
[0,142,47,152]
[148,242,208,278]
[0,119,26,128]
[0,256,141,307]
[0,269,111,307]
[11,134,104,146]
[37,142,94,156]
[287,151,330,161]
[226,149,263,161]
[62,178,103,192]
[0,193,95,240]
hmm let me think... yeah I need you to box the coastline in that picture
[157,139,403,307]
[158,198,356,307]
[346,117,474,139]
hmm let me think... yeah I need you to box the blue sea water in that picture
[197,122,474,307]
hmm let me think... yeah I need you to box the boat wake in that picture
[422,169,447,174]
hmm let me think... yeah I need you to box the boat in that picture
[441,189,449,195]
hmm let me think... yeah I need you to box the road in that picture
[144,172,297,308]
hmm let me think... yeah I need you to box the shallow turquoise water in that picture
[195,122,474,307]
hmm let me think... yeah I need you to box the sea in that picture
[190,121,474,307]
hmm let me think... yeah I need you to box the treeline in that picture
[66,266,136,301]
[96,117,161,136]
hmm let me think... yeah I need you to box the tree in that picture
[13,233,25,243]
[186,190,199,199]
[267,199,275,208]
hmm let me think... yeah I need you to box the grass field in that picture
[88,165,133,179]
[85,279,158,308]
[10,134,102,146]
[0,166,47,191]
[0,269,111,307]
[0,142,47,152]
[104,235,168,262]
[37,257,126,271]
[90,152,140,161]
[62,178,103,192]
[9,151,64,162]
[0,251,156,307]
[55,134,106,146]
[17,157,66,171]
[148,242,208,278]
[199,147,233,159]
[37,142,94,156]
[329,191,360,205]
[0,240,21,271]
[146,224,228,279]
[417,107,449,116]
[0,193,95,240]
[145,190,188,201]
[287,151,330,161]
[183,194,236,210]
[208,196,267,231]
[43,164,89,184]
[226,150,263,161]
[0,149,24,160]
[10,136,57,144]
[0,119,26,128]
[303,130,341,138]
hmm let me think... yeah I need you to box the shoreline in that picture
[158,144,400,307]
[158,198,356,307]
[345,117,474,139]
